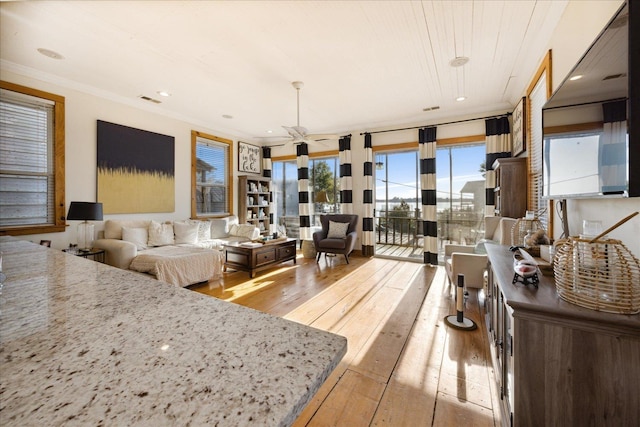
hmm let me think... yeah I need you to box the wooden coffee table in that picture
[223,238,297,278]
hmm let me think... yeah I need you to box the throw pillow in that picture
[148,220,175,246]
[235,224,257,239]
[174,221,199,244]
[327,221,349,239]
[122,227,148,250]
[195,220,211,241]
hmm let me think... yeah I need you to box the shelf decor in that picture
[238,141,261,173]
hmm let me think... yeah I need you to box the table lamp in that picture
[67,201,103,251]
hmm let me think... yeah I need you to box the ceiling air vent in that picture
[139,95,162,104]
[602,73,626,81]
[423,106,440,112]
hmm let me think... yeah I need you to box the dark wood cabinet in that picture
[492,157,526,218]
[485,243,640,426]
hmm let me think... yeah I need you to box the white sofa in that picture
[93,215,259,286]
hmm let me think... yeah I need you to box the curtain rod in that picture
[359,111,512,135]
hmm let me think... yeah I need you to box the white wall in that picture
[1,69,252,250]
[544,0,640,255]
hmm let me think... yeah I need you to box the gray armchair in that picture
[313,214,358,263]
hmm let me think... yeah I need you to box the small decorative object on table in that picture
[554,212,640,314]
[512,216,549,257]
[512,249,539,287]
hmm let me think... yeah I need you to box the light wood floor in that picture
[191,252,501,426]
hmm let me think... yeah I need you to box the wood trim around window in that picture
[0,80,66,236]
[190,130,233,219]
[525,50,553,234]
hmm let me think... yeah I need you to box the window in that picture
[191,131,232,218]
[0,81,65,235]
[272,156,340,238]
[526,51,552,230]
[436,143,486,254]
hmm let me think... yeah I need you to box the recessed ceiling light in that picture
[569,75,583,81]
[37,48,64,60]
[456,96,466,102]
[222,114,233,119]
[266,130,273,134]
[449,56,469,67]
[157,90,171,97]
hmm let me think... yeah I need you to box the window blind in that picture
[528,74,547,228]
[195,136,229,215]
[0,89,55,226]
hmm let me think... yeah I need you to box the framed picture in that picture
[512,97,526,156]
[238,141,261,173]
[97,120,175,214]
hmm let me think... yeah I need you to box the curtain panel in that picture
[485,116,512,216]
[600,100,627,194]
[297,142,311,240]
[419,126,438,265]
[339,135,353,214]
[362,133,374,256]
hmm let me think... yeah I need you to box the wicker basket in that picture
[553,236,640,314]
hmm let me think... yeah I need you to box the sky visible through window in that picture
[375,144,485,202]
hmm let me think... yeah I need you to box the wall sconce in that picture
[67,201,103,251]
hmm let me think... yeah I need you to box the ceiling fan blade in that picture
[306,133,340,141]
[282,125,306,140]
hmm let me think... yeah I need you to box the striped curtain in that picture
[297,142,311,240]
[362,133,374,256]
[600,100,627,194]
[419,127,438,265]
[262,146,274,233]
[339,135,353,214]
[485,116,512,216]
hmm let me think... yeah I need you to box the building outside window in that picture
[191,131,232,217]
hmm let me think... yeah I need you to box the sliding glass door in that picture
[374,143,486,262]
[436,143,486,261]
[375,151,423,260]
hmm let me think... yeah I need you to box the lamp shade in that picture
[67,202,103,221]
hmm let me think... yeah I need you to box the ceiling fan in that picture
[268,81,339,147]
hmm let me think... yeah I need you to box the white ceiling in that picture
[0,1,568,143]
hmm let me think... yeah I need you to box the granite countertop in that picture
[0,237,347,426]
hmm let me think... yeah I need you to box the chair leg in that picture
[316,252,321,263]
[344,254,349,264]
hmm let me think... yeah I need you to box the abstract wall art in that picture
[97,120,175,214]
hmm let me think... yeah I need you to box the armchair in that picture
[313,214,358,264]
[444,216,517,289]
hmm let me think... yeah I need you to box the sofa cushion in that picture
[327,221,349,239]
[174,221,199,244]
[121,226,148,250]
[104,219,151,240]
[148,220,175,246]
